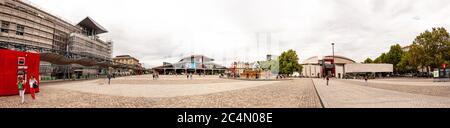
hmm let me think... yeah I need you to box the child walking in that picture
[17,77,25,104]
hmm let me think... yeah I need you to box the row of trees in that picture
[363,44,404,72]
[364,27,450,73]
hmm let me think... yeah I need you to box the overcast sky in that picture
[28,0,450,68]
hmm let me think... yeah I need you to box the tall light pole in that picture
[332,43,335,77]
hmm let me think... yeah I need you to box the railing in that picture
[71,33,109,46]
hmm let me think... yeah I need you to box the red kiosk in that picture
[321,59,335,78]
[0,48,40,96]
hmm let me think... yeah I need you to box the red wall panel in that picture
[0,49,40,96]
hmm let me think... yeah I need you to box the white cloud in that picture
[28,0,450,67]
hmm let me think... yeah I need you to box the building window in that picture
[16,24,25,36]
[1,21,9,33]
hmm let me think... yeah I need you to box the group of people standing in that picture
[17,75,38,104]
[276,74,287,79]
[187,73,193,80]
[150,72,199,80]
[152,72,160,80]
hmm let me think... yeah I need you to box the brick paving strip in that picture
[310,79,325,108]
[313,79,450,108]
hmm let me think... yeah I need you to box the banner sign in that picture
[433,70,439,78]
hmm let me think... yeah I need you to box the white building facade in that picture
[301,55,393,79]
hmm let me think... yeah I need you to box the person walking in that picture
[364,76,368,86]
[29,76,38,100]
[153,72,159,80]
[326,75,330,86]
[107,74,112,85]
[17,77,25,104]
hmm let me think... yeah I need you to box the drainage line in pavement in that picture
[311,79,325,108]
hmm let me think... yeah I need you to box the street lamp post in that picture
[332,43,335,77]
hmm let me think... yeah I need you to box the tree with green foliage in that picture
[412,27,450,70]
[373,57,381,63]
[397,50,416,73]
[363,58,373,63]
[278,49,302,75]
[386,44,405,72]
[374,53,387,63]
[406,44,423,68]
[369,27,450,74]
[371,44,404,73]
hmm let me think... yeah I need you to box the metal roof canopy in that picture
[77,17,108,34]
[179,55,214,62]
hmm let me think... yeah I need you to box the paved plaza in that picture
[0,75,322,108]
[47,76,280,98]
[340,79,450,97]
[1,75,450,108]
[314,78,450,108]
